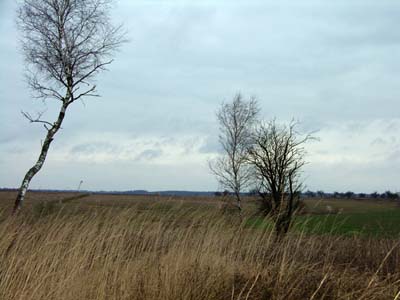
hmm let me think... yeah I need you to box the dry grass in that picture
[0,203,399,300]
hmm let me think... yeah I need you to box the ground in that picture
[0,190,399,299]
[2,190,399,237]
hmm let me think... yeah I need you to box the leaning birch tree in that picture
[14,0,124,213]
[210,93,259,213]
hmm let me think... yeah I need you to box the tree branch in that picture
[21,110,53,129]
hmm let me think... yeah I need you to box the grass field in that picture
[0,191,399,299]
[247,198,400,237]
[298,198,400,237]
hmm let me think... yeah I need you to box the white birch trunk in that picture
[13,103,68,213]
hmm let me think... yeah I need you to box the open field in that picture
[2,191,399,237]
[0,191,400,299]
[248,198,400,237]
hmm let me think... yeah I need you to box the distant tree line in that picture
[303,190,400,200]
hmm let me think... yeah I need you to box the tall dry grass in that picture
[0,205,399,300]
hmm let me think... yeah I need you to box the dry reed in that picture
[0,205,399,300]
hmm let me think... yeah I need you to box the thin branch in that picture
[21,110,53,128]
[69,85,99,104]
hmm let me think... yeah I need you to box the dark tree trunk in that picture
[234,190,242,213]
[13,103,68,214]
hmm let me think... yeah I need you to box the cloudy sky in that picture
[0,0,399,193]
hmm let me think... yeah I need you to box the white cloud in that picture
[308,119,400,165]
[305,119,400,192]
[46,133,214,166]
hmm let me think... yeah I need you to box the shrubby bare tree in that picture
[247,120,312,235]
[14,0,125,213]
[210,94,259,213]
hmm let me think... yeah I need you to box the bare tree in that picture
[14,0,125,213]
[247,119,312,235]
[210,93,259,213]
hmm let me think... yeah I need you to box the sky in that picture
[0,0,399,193]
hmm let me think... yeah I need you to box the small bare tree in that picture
[14,0,125,213]
[247,120,312,235]
[210,93,259,213]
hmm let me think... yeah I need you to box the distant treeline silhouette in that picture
[1,188,399,199]
[303,190,399,199]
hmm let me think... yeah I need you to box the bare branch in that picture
[21,110,53,128]
[69,85,99,104]
[17,0,125,103]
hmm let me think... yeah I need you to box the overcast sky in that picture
[0,0,399,193]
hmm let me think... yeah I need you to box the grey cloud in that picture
[135,149,163,161]
[387,149,400,163]
[371,138,387,146]
[70,142,118,155]
[385,121,400,132]
[198,135,220,154]
[314,5,400,47]
[0,135,16,144]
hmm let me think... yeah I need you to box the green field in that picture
[247,198,400,237]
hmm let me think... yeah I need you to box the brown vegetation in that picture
[0,192,399,299]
